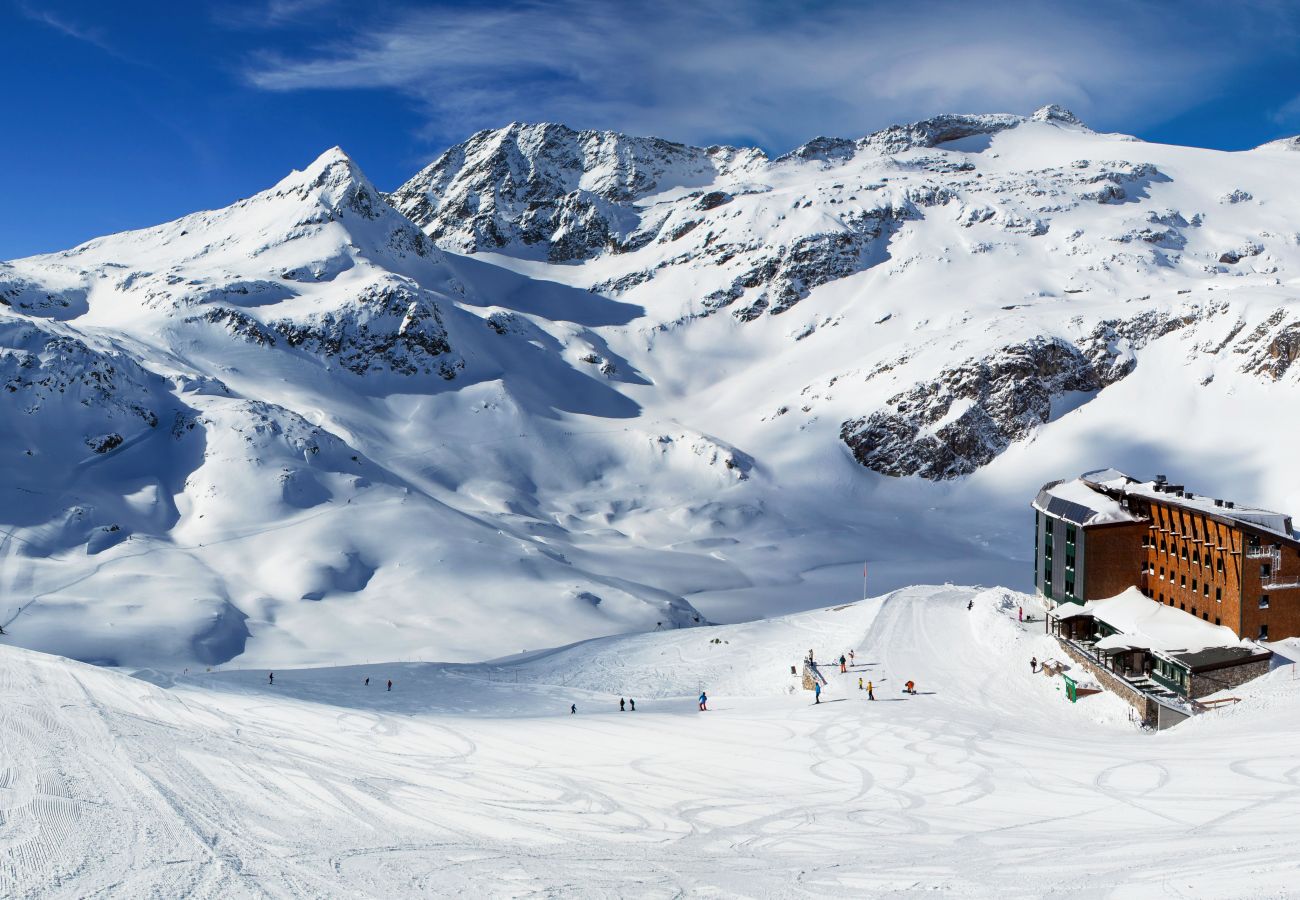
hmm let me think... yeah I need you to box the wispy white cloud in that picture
[242,0,1300,151]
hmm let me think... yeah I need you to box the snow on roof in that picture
[1077,469,1294,538]
[1121,481,1293,537]
[1033,478,1142,526]
[1067,587,1256,655]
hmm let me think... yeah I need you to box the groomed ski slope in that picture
[3,585,1299,898]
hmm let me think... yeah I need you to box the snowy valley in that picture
[4,102,1300,896]
[7,105,1300,668]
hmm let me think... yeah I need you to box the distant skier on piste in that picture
[629,699,636,711]
[867,681,875,700]
[620,697,626,711]
[387,679,392,691]
[839,654,847,673]
[814,682,822,704]
[905,680,916,695]
[698,691,708,711]
[571,704,577,714]
[268,672,274,685]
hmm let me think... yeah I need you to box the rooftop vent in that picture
[1156,474,1167,483]
[1214,499,1224,507]
[1226,501,1235,509]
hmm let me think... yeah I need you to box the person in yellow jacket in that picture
[867,681,875,701]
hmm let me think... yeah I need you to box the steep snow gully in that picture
[3,586,1299,898]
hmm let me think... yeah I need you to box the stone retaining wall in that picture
[1056,638,1159,728]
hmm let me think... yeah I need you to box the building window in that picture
[1158,593,1164,603]
[1216,587,1222,602]
[1260,595,1270,609]
[1158,567,1165,579]
[1180,575,1186,588]
[1160,541,1167,554]
[1180,602,1186,610]
[1066,525,1076,544]
[1217,556,1224,572]
[1215,617,1221,625]
[1182,547,1189,560]
[1203,583,1209,597]
[1192,579,1198,592]
[1202,613,1209,621]
[1260,624,1269,641]
[1065,579,1075,597]
[1262,564,1272,577]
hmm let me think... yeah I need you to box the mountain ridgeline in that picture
[4,106,1300,666]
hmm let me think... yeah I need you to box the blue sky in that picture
[4,0,1300,258]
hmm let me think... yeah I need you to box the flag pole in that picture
[862,562,867,602]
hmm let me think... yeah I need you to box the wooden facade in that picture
[1036,474,1300,642]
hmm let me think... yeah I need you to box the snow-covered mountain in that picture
[7,106,1300,667]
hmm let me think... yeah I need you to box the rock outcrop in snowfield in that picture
[8,106,1300,666]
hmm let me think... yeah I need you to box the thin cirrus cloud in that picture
[243,0,1295,151]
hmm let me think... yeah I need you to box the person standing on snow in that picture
[571,704,577,714]
[867,681,875,701]
[1030,657,1038,673]
[858,676,864,691]
[364,677,369,686]
[268,672,274,685]
[849,650,855,667]
[814,682,822,703]
[629,699,636,711]
[620,698,626,711]
[967,599,973,611]
[839,654,847,673]
[387,679,392,692]
[905,680,916,695]
[698,691,708,711]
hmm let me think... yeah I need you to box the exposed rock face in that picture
[389,123,763,261]
[270,280,461,379]
[840,312,1187,480]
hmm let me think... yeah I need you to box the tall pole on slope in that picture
[862,562,868,603]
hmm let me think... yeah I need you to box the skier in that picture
[867,681,875,701]
[967,599,973,611]
[839,654,847,674]
[268,672,274,685]
[698,691,708,711]
[849,650,855,667]
[364,677,370,686]
[620,697,626,711]
[1030,657,1038,673]
[905,680,916,695]
[387,679,392,692]
[629,699,636,711]
[571,704,577,714]
[858,676,864,691]
[1019,606,1024,622]
[814,682,822,704]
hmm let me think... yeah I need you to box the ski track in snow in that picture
[3,585,1300,898]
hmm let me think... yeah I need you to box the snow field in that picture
[3,584,1299,898]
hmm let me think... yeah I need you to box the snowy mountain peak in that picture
[389,122,763,258]
[272,144,386,221]
[1030,104,1089,128]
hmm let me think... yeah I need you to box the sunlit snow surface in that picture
[4,586,1299,898]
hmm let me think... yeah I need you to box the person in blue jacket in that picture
[814,681,822,704]
[698,691,708,711]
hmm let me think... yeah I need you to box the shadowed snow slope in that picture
[2,585,1298,898]
[9,107,1300,666]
